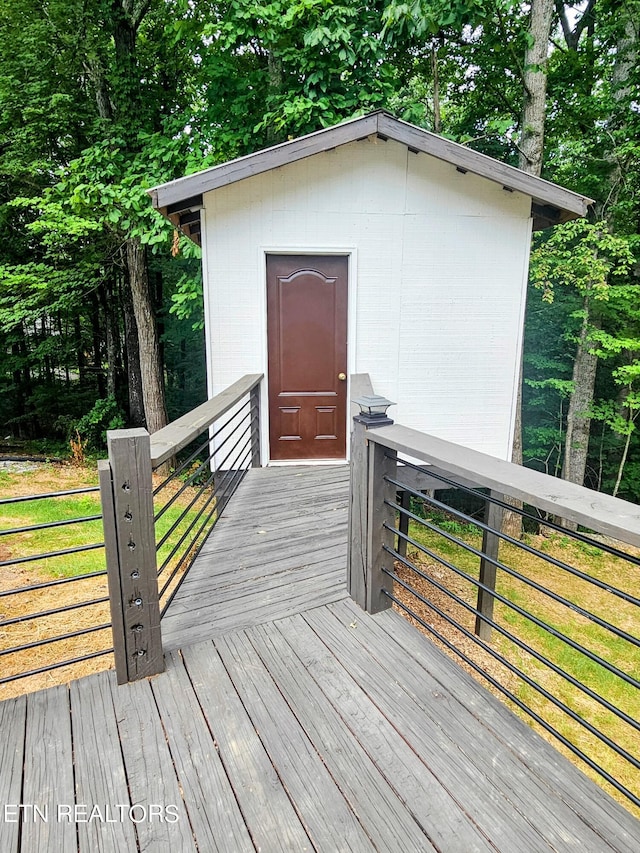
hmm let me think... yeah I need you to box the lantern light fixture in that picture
[352,395,395,426]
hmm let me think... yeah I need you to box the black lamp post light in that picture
[352,395,395,427]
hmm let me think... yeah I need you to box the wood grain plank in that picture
[216,631,375,852]
[163,569,346,649]
[304,605,558,852]
[369,423,640,545]
[70,671,138,853]
[149,374,262,466]
[22,685,75,853]
[164,464,350,646]
[109,677,197,853]
[150,649,253,853]
[0,695,26,853]
[106,428,163,681]
[347,418,369,607]
[246,621,438,851]
[179,542,347,591]
[181,641,312,851]
[367,603,640,853]
[168,557,346,607]
[272,614,496,853]
[168,550,345,605]
[324,600,639,852]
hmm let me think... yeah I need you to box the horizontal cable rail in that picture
[157,427,256,593]
[396,458,640,578]
[0,595,110,629]
[349,419,640,811]
[0,514,102,537]
[159,441,254,615]
[0,569,108,598]
[2,375,263,690]
[387,592,639,809]
[384,478,640,633]
[0,648,114,686]
[153,398,251,501]
[0,486,100,505]
[383,562,639,776]
[383,529,640,732]
[387,457,640,808]
[0,541,105,569]
[0,622,112,657]
[0,481,112,689]
[154,404,253,526]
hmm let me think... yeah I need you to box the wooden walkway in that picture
[1,466,639,852]
[161,465,350,649]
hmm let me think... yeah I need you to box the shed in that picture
[150,111,591,464]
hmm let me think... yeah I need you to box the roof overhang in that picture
[150,111,593,244]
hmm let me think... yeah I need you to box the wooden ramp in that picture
[1,466,639,853]
[161,465,350,649]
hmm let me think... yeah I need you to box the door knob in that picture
[338,373,346,381]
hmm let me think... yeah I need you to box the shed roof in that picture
[149,111,593,244]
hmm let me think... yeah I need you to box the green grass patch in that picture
[0,465,216,582]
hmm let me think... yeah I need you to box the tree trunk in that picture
[431,41,441,133]
[90,2,168,434]
[121,274,146,428]
[504,0,554,539]
[74,314,86,385]
[562,300,599,487]
[125,237,167,433]
[90,290,106,397]
[519,0,554,174]
[99,279,120,400]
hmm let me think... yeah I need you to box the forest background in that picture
[0,0,638,502]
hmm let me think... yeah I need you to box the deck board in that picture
[71,673,138,853]
[1,465,639,852]
[0,695,25,853]
[217,630,375,852]
[150,650,254,853]
[109,677,197,852]
[161,465,350,649]
[253,618,476,851]
[22,685,76,852]
[306,603,604,852]
[181,640,313,851]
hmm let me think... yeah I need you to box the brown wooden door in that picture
[267,255,348,461]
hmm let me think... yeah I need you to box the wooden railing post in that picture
[250,382,261,467]
[474,492,503,641]
[99,428,164,684]
[348,416,396,614]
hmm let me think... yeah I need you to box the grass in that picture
[393,511,640,819]
[0,461,218,700]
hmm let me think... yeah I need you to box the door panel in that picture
[267,255,348,460]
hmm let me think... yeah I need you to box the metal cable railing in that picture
[382,452,640,809]
[0,486,112,687]
[96,372,262,685]
[1,375,263,690]
[154,402,257,614]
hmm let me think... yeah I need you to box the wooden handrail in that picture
[100,374,263,683]
[150,374,263,467]
[367,423,640,547]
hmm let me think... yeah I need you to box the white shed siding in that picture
[202,137,531,461]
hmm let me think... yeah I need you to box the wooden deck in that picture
[161,465,350,649]
[1,466,639,852]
